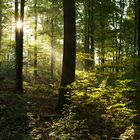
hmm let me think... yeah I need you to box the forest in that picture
[0,0,140,139]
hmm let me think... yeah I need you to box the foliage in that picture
[68,71,137,139]
[49,107,90,140]
[119,125,135,140]
[46,71,138,139]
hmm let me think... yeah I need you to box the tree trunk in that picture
[0,0,2,72]
[57,0,76,110]
[137,0,140,81]
[34,0,38,78]
[132,0,137,78]
[138,0,140,59]
[51,18,54,82]
[90,14,95,68]
[51,0,55,82]
[15,0,25,92]
[84,0,90,71]
[0,0,2,49]
[116,0,125,72]
[100,21,105,71]
[134,0,137,57]
[89,0,95,69]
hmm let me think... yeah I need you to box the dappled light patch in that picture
[66,71,138,139]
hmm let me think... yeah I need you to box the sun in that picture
[16,19,23,29]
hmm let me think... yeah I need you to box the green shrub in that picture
[69,73,136,139]
[48,72,136,139]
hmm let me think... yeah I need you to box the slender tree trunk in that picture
[90,15,95,68]
[137,0,140,82]
[84,0,95,70]
[0,0,2,49]
[138,0,140,59]
[134,0,137,57]
[51,0,55,82]
[15,0,25,92]
[132,0,137,78]
[57,0,76,110]
[84,0,90,70]
[15,0,19,88]
[114,11,119,72]
[116,0,125,72]
[51,18,54,82]
[89,0,95,69]
[100,21,105,71]
[34,0,38,78]
[0,0,2,72]
[113,51,115,72]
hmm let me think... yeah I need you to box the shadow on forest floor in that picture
[0,82,59,140]
[0,92,58,140]
[24,84,59,140]
[1,79,140,139]
[0,93,30,140]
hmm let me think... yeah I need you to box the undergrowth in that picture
[0,71,139,140]
[49,71,138,140]
[0,94,31,140]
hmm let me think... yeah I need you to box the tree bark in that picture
[89,0,95,69]
[51,0,55,82]
[34,0,38,78]
[90,13,95,68]
[0,0,2,72]
[137,0,140,81]
[15,0,25,92]
[100,20,105,71]
[51,18,54,82]
[134,0,137,57]
[138,0,140,58]
[0,0,2,49]
[57,0,76,110]
[84,0,90,71]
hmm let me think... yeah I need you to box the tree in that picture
[57,0,76,110]
[50,0,55,82]
[138,0,140,59]
[0,0,2,72]
[84,0,90,70]
[15,0,25,92]
[33,0,38,78]
[0,0,2,49]
[84,0,95,71]
[134,0,137,57]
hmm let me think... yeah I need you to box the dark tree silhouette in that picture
[138,0,140,59]
[15,0,25,92]
[57,0,76,110]
[0,0,2,49]
[0,0,2,72]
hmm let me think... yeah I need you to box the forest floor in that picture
[1,78,140,140]
[24,82,59,140]
[0,79,59,140]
